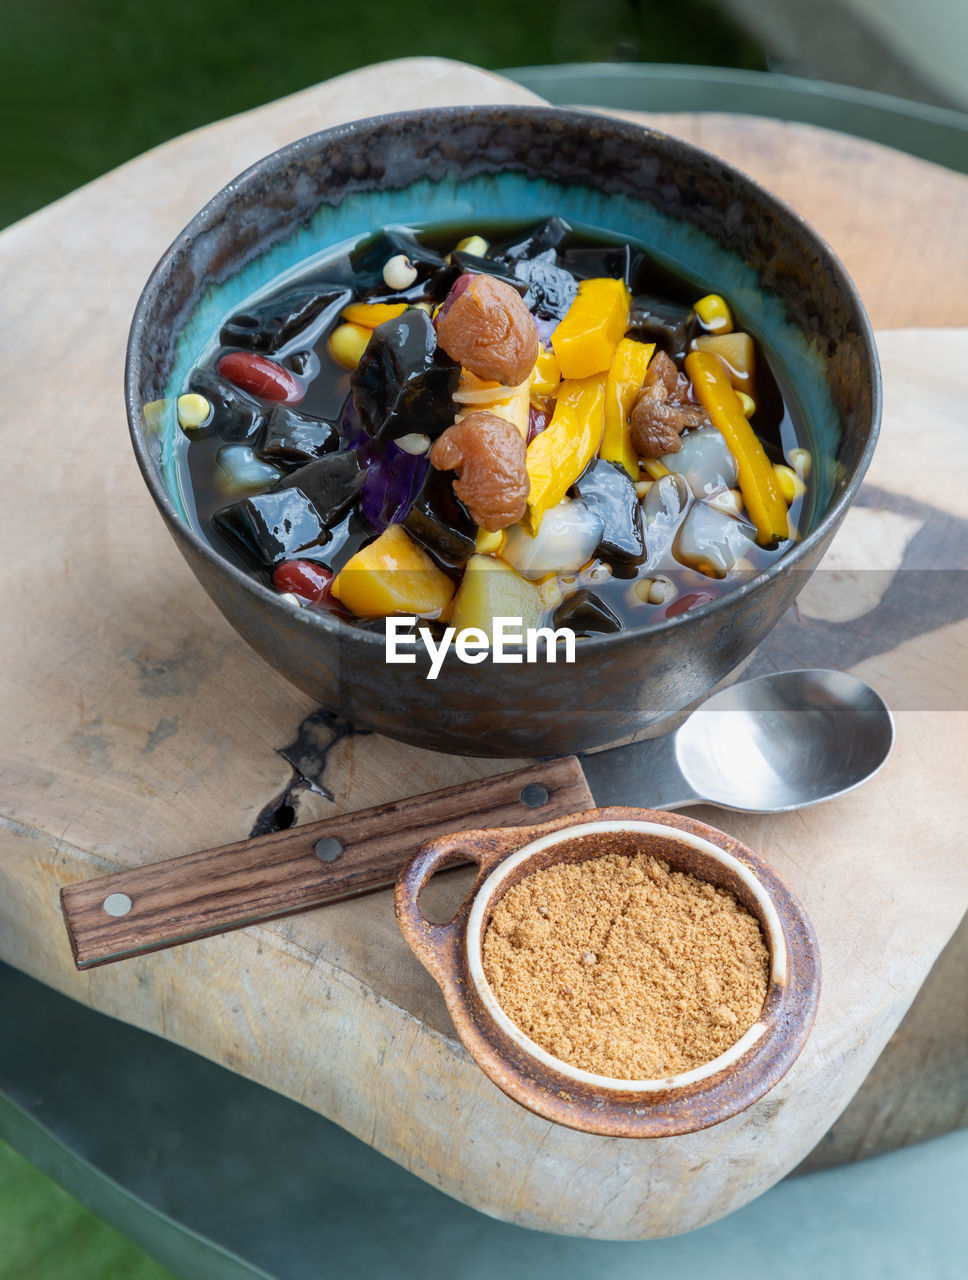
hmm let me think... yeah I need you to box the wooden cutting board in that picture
[0,58,965,1239]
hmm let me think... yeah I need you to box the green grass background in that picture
[0,1139,173,1280]
[0,0,762,229]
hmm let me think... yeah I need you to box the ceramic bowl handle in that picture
[393,825,530,988]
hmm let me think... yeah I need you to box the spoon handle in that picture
[60,757,593,970]
[582,731,702,811]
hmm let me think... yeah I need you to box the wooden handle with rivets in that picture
[60,757,592,969]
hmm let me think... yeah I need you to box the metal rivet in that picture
[103,893,132,917]
[520,783,549,808]
[314,837,344,862]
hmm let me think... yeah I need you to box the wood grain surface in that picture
[0,58,965,1238]
[61,757,591,968]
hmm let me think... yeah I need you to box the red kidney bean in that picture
[217,352,304,403]
[272,560,332,602]
[665,590,716,618]
[527,404,550,444]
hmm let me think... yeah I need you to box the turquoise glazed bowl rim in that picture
[125,104,881,657]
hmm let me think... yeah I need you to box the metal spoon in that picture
[583,668,895,812]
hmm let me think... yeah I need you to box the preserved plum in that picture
[630,351,710,458]
[436,275,538,386]
[429,412,529,532]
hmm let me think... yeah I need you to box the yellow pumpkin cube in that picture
[692,332,755,393]
[551,278,630,379]
[332,525,455,618]
[450,555,545,638]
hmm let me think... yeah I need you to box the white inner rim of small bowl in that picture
[465,820,787,1093]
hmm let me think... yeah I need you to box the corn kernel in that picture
[177,393,212,432]
[634,480,653,499]
[641,458,670,480]
[475,528,505,555]
[456,234,489,256]
[694,294,733,334]
[328,323,371,371]
[773,464,805,504]
[787,447,812,478]
[737,391,756,417]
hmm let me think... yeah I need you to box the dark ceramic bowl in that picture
[395,807,820,1137]
[126,106,880,757]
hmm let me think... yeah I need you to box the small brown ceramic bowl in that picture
[395,806,820,1138]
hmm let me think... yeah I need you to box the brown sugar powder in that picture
[481,851,770,1080]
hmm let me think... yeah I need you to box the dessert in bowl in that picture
[126,106,880,756]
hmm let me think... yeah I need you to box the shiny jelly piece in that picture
[213,489,331,569]
[217,352,305,404]
[553,589,624,636]
[498,217,571,262]
[627,295,699,360]
[351,310,460,444]
[257,404,339,466]
[574,459,646,567]
[403,467,477,568]
[560,244,640,287]
[273,451,366,528]
[215,446,284,494]
[349,228,452,297]
[512,255,578,320]
[220,285,351,354]
[187,367,265,443]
